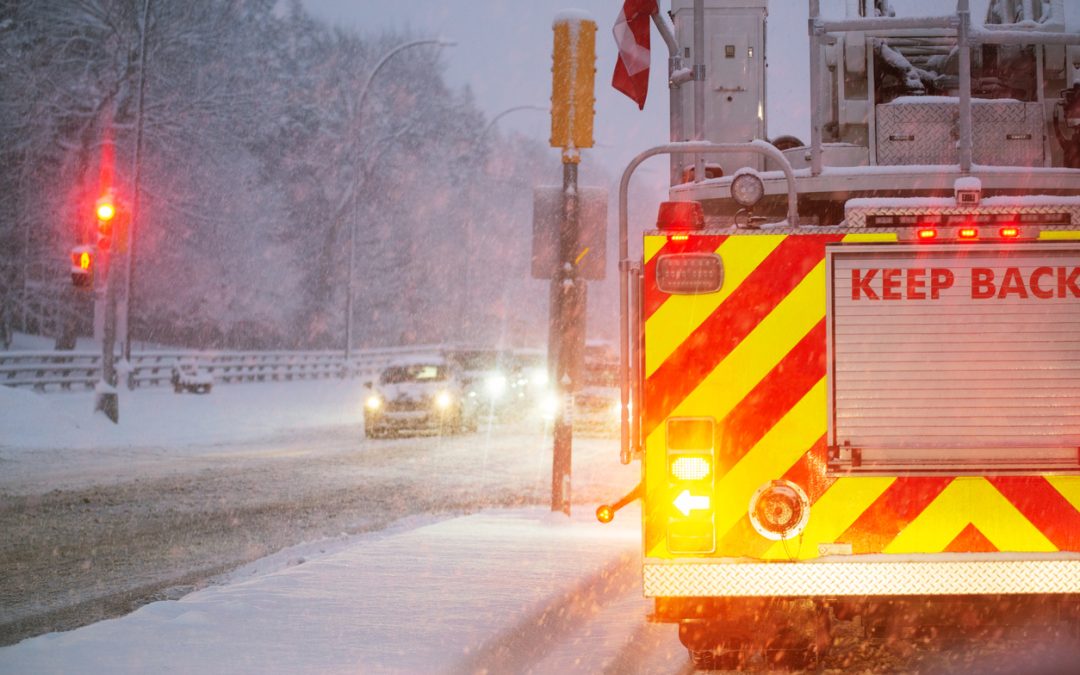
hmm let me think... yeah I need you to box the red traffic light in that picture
[96,194,116,222]
[95,193,117,249]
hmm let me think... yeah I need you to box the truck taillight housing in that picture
[666,417,716,554]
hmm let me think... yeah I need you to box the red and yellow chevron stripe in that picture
[642,232,1080,562]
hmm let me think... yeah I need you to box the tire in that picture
[688,648,741,671]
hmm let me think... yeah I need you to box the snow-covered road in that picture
[0,381,640,649]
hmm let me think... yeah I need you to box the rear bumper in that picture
[643,556,1080,598]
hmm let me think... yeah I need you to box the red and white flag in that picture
[611,0,657,110]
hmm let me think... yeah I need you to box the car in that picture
[363,356,478,438]
[170,364,213,394]
[444,347,520,421]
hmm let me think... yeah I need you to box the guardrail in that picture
[0,345,447,392]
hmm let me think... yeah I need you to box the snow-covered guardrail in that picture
[0,345,444,392]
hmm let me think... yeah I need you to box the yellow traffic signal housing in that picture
[70,245,94,288]
[550,16,596,152]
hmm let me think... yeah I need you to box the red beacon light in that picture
[1000,226,1020,239]
[656,201,705,235]
[916,226,938,241]
[958,227,979,240]
[95,195,116,223]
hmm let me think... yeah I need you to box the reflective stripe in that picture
[885,478,1057,554]
[643,558,1080,597]
[645,236,781,377]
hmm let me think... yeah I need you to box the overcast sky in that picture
[301,1,988,184]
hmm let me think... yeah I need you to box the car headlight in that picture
[365,394,383,411]
[539,391,560,420]
[434,391,454,410]
[484,373,507,399]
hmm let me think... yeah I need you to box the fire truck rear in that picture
[602,0,1080,668]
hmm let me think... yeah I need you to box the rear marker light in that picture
[596,505,614,523]
[917,227,937,240]
[959,227,978,239]
[748,480,810,541]
[1000,227,1020,238]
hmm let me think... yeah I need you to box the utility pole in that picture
[548,13,596,515]
[122,0,152,385]
[93,193,122,423]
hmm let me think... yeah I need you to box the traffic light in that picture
[550,16,596,152]
[95,192,116,250]
[70,245,94,288]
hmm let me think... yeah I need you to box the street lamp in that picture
[458,105,548,331]
[345,37,455,361]
[479,105,549,142]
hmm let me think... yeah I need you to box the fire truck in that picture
[600,0,1080,668]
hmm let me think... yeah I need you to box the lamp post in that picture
[345,38,455,361]
[458,105,548,334]
[121,0,151,385]
[479,105,549,142]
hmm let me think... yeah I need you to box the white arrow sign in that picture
[674,489,710,516]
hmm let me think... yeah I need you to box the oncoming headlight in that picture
[484,373,507,399]
[434,391,454,410]
[364,394,383,411]
[730,170,764,208]
[539,391,559,420]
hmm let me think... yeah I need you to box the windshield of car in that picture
[379,364,447,384]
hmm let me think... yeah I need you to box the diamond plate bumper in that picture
[643,558,1080,597]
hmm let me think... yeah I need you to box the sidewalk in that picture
[0,507,653,674]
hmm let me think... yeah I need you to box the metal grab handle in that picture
[617,141,800,464]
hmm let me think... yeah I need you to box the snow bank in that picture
[0,507,655,674]
[0,379,367,452]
